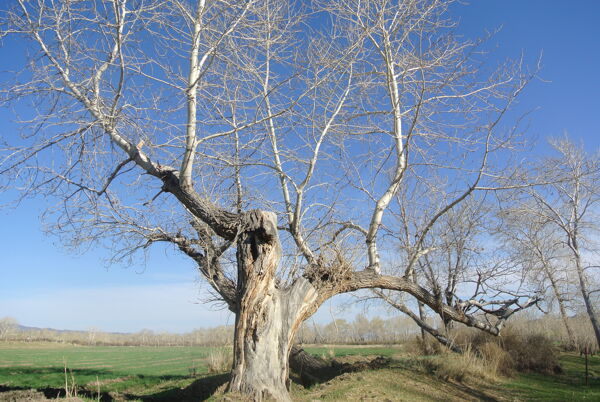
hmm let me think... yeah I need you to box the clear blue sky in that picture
[1,0,599,333]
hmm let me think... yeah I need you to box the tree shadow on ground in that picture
[442,381,502,402]
[0,384,114,401]
[391,359,502,402]
[0,367,189,401]
[136,373,230,401]
[292,352,394,387]
[0,356,433,401]
[138,359,392,402]
[135,356,393,401]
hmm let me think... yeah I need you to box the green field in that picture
[0,342,217,399]
[1,342,599,401]
[505,352,600,401]
[303,345,401,358]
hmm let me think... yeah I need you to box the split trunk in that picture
[227,210,319,401]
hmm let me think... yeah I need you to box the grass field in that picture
[505,352,600,401]
[0,342,215,399]
[1,342,599,401]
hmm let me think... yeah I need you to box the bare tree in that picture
[1,0,537,399]
[0,317,18,341]
[377,195,535,354]
[498,200,577,346]
[505,137,600,348]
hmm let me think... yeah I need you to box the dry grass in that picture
[422,346,502,383]
[407,334,444,356]
[292,363,509,402]
[406,324,563,382]
[445,326,562,375]
[320,347,336,360]
[207,347,233,374]
[478,341,514,377]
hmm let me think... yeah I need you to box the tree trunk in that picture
[545,267,576,346]
[572,245,600,349]
[228,290,294,401]
[227,210,318,401]
[289,345,333,386]
[397,299,462,354]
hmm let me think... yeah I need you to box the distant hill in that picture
[17,324,82,333]
[16,324,128,335]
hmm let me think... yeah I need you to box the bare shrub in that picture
[449,326,561,375]
[207,347,233,374]
[506,313,597,353]
[424,322,562,376]
[501,331,562,374]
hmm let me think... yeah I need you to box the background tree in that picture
[0,317,18,341]
[498,199,578,347]
[1,0,538,399]
[376,195,533,354]
[505,137,600,348]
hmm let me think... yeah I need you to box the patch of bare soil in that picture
[0,389,84,402]
[0,390,46,402]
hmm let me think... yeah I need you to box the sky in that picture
[1,0,600,333]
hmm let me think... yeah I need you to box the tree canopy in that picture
[1,0,543,399]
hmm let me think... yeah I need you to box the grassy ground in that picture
[0,342,212,399]
[303,344,402,358]
[1,342,598,401]
[505,352,600,401]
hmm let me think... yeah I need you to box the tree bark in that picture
[227,210,319,401]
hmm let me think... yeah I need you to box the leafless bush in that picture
[448,323,561,375]
[501,331,562,374]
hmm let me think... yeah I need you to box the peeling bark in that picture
[227,210,319,401]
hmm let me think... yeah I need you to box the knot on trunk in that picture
[158,167,180,193]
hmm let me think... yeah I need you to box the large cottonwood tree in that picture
[1,0,537,399]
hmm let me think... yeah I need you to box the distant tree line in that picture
[0,314,422,346]
[1,311,597,352]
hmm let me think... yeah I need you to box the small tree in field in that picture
[1,0,538,399]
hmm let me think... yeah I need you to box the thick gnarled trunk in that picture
[229,290,293,401]
[228,210,318,401]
